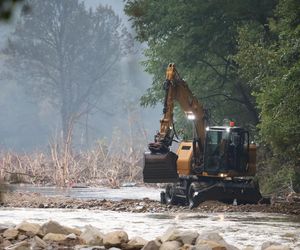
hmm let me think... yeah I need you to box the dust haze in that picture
[0,0,160,151]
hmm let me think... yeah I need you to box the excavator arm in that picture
[148,63,206,155]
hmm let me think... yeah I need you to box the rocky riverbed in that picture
[0,220,293,250]
[0,188,300,249]
[1,191,300,215]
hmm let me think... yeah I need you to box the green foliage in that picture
[235,0,300,162]
[125,0,277,131]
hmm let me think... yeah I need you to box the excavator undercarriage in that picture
[143,63,262,208]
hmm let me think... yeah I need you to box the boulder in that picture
[4,240,30,250]
[195,239,227,250]
[3,228,19,240]
[80,225,105,245]
[41,220,81,236]
[160,240,182,250]
[264,246,291,250]
[124,236,148,250]
[196,232,238,250]
[17,234,27,241]
[43,233,67,242]
[0,223,10,233]
[32,236,48,248]
[180,244,208,250]
[161,228,199,245]
[103,230,129,248]
[16,221,41,235]
[141,239,161,250]
[1,239,12,248]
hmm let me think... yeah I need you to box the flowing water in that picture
[1,185,300,249]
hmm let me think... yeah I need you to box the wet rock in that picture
[0,223,10,233]
[141,239,161,250]
[261,242,281,249]
[180,244,218,250]
[32,236,47,248]
[16,221,41,235]
[103,230,129,248]
[264,246,290,250]
[3,228,19,240]
[161,227,199,245]
[43,232,67,241]
[195,239,227,250]
[41,220,81,236]
[4,240,30,250]
[1,239,12,248]
[80,225,104,245]
[196,232,238,250]
[124,236,147,250]
[67,233,77,239]
[17,234,27,241]
[160,240,182,250]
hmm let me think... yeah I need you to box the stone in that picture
[180,244,204,250]
[264,246,291,250]
[196,232,238,250]
[2,239,12,247]
[3,228,19,240]
[195,240,227,250]
[43,233,67,242]
[41,220,81,236]
[161,228,199,245]
[67,233,77,239]
[160,240,182,250]
[261,242,286,250]
[16,221,41,235]
[17,234,27,241]
[124,236,148,250]
[4,240,30,250]
[32,236,48,248]
[103,230,129,248]
[0,223,10,233]
[80,225,105,245]
[141,239,161,250]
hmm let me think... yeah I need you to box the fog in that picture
[0,0,161,151]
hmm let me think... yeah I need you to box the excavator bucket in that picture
[143,151,179,183]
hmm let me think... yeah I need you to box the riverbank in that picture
[1,191,300,215]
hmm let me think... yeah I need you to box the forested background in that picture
[0,0,299,193]
[124,0,300,193]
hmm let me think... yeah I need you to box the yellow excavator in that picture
[143,63,262,208]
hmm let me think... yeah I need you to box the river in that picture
[1,185,300,249]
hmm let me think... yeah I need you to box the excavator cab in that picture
[203,126,249,176]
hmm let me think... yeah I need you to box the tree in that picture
[235,0,300,190]
[4,0,132,142]
[0,0,23,20]
[125,0,277,131]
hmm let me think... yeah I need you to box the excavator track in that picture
[161,177,262,208]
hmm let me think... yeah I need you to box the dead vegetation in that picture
[0,132,146,188]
